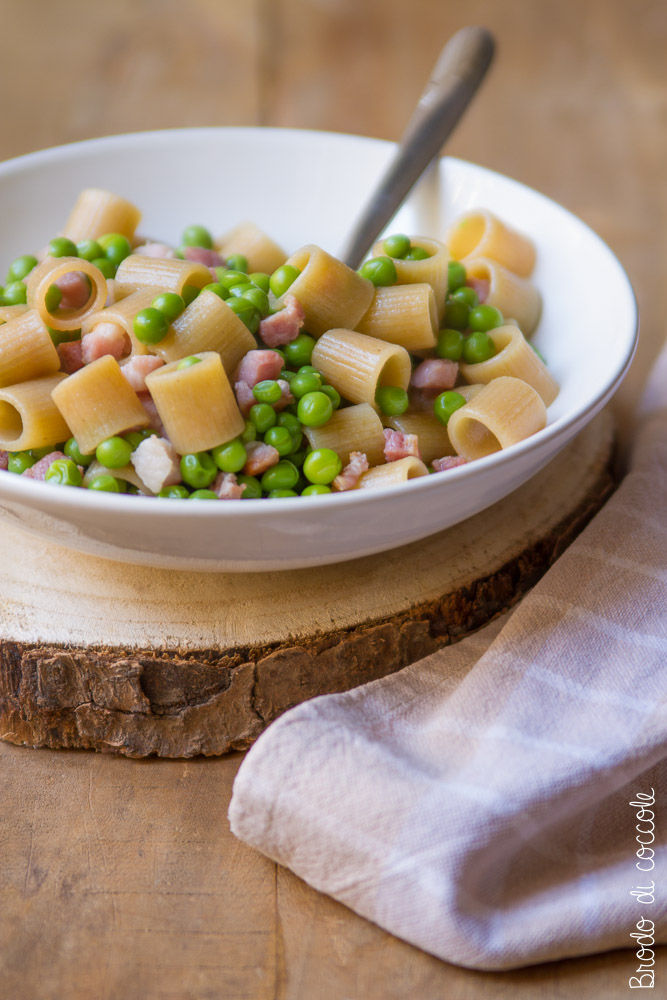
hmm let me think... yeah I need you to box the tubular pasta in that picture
[311,329,411,410]
[284,245,374,337]
[215,222,287,275]
[462,257,541,336]
[51,355,150,454]
[81,288,159,357]
[460,324,559,406]
[145,351,244,454]
[0,309,60,388]
[0,373,70,451]
[26,257,107,332]
[303,402,385,466]
[62,188,142,244]
[446,376,547,460]
[357,456,429,489]
[0,305,28,325]
[154,289,256,372]
[386,412,455,463]
[114,255,211,297]
[372,236,449,322]
[356,283,437,352]
[445,210,536,277]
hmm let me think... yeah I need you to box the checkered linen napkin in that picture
[229,347,667,971]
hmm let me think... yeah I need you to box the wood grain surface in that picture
[0,1,664,996]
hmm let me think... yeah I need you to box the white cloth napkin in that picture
[229,348,667,971]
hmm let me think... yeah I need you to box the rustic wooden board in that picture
[0,412,614,757]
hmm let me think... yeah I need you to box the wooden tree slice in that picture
[0,412,614,758]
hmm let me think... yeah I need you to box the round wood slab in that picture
[0,412,614,758]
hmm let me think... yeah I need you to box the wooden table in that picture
[0,1,664,996]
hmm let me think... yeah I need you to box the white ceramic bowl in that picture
[0,128,637,571]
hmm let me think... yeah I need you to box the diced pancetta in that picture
[133,241,178,259]
[57,339,84,374]
[183,245,224,268]
[432,455,467,472]
[467,277,489,303]
[55,271,91,310]
[0,451,8,471]
[333,451,368,491]
[81,321,130,364]
[213,471,246,499]
[121,355,165,392]
[234,380,255,417]
[258,294,305,347]
[137,393,164,434]
[383,429,421,463]
[235,349,284,387]
[131,435,181,494]
[410,359,458,394]
[21,451,69,480]
[273,378,295,411]
[243,440,280,476]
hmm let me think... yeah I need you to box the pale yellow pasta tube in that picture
[0,309,60,387]
[62,188,142,244]
[216,222,287,275]
[81,288,158,357]
[114,255,211,297]
[311,329,411,410]
[446,376,547,461]
[284,245,374,336]
[456,383,484,403]
[154,290,256,371]
[445,210,536,277]
[357,456,429,490]
[303,402,385,466]
[51,355,150,454]
[145,351,244,454]
[0,305,28,325]
[386,412,455,463]
[26,257,107,332]
[372,236,449,322]
[0,374,70,451]
[356,283,437,352]
[460,324,559,406]
[462,257,541,336]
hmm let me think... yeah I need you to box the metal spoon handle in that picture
[340,26,495,269]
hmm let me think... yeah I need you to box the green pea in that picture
[240,419,257,444]
[260,460,299,492]
[228,282,254,298]
[269,264,300,298]
[240,286,270,316]
[30,445,54,460]
[3,281,27,305]
[319,383,341,409]
[288,448,307,468]
[249,272,270,292]
[297,391,333,428]
[225,253,248,273]
[64,437,94,467]
[182,224,213,249]
[215,268,248,290]
[189,489,219,500]
[447,261,467,292]
[450,286,478,309]
[302,448,342,485]
[290,371,322,398]
[211,438,247,473]
[461,331,496,364]
[203,282,229,300]
[436,328,464,361]
[45,458,83,487]
[7,451,35,474]
[277,411,303,446]
[152,291,186,321]
[44,284,62,313]
[133,307,169,345]
[180,451,217,489]
[443,297,469,331]
[48,327,80,347]
[404,246,430,261]
[267,488,298,498]
[87,474,124,493]
[279,368,295,384]
[123,429,156,450]
[159,484,190,498]
[176,355,202,370]
[237,474,262,499]
[76,240,103,262]
[48,237,78,258]
[0,286,5,305]
[96,436,133,469]
[468,304,504,332]
[301,484,331,496]
[283,333,315,368]
[433,390,467,426]
[98,233,132,267]
[91,257,116,279]
[182,284,200,306]
[263,425,294,457]
[226,296,260,333]
[7,254,37,282]
[249,403,277,434]
[375,385,409,416]
[382,234,411,259]
[358,255,397,286]
[297,365,320,375]
[530,342,547,364]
